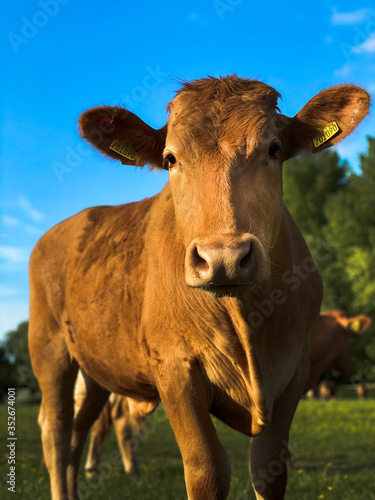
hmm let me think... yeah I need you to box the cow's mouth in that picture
[198,283,251,298]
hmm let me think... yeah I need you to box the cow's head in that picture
[322,310,372,374]
[79,76,370,296]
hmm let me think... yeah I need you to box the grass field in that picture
[1,400,374,499]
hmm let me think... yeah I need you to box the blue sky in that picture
[1,0,374,339]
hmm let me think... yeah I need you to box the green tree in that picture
[283,140,375,383]
[283,149,350,308]
[323,137,375,379]
[283,149,348,236]
[3,321,39,391]
[0,346,17,398]
[324,137,375,311]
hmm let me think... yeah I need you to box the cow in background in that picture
[74,371,153,479]
[304,310,372,394]
[318,380,336,400]
[356,382,368,399]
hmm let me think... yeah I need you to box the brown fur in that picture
[29,76,369,500]
[166,77,282,161]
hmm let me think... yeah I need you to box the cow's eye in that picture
[166,154,177,167]
[268,144,280,158]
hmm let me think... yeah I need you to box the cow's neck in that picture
[150,186,320,427]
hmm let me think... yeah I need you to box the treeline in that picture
[1,137,374,395]
[283,136,375,382]
[0,321,38,397]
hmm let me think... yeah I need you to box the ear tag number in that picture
[110,140,136,161]
[349,319,361,332]
[313,122,339,148]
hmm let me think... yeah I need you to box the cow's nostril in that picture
[239,243,253,271]
[192,246,210,273]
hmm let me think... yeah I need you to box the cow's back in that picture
[29,194,159,398]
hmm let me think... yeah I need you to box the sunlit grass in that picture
[0,400,374,499]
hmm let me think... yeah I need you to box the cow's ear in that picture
[347,315,372,334]
[79,106,167,169]
[284,85,370,159]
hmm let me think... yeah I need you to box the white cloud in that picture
[2,215,20,227]
[353,35,375,53]
[1,214,43,236]
[331,7,372,26]
[18,196,44,223]
[333,62,353,77]
[0,246,30,263]
[0,301,29,341]
[24,225,43,235]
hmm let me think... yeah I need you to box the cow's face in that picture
[79,77,370,296]
[164,83,285,294]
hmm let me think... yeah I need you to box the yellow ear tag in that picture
[350,319,361,332]
[313,121,339,148]
[109,139,136,161]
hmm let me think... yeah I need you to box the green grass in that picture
[0,400,374,499]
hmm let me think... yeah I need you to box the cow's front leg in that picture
[157,357,231,500]
[249,378,302,500]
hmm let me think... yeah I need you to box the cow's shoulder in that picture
[31,195,159,266]
[29,194,162,323]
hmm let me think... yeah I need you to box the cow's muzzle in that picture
[185,234,269,294]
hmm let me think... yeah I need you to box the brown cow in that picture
[304,310,372,393]
[29,76,369,500]
[83,395,145,479]
[318,380,336,400]
[83,395,141,478]
[356,382,368,399]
